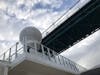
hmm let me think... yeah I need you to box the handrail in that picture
[0,41,86,74]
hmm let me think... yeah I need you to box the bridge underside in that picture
[42,0,100,53]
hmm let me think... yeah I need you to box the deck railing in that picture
[0,41,86,73]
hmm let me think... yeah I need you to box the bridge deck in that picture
[42,0,100,53]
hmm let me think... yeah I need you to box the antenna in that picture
[19,26,42,52]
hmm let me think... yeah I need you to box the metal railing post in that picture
[41,45,45,57]
[58,55,61,64]
[47,48,51,61]
[23,37,27,53]
[34,41,37,55]
[3,53,5,61]
[15,42,18,58]
[52,51,57,63]
[61,56,66,66]
[9,48,11,62]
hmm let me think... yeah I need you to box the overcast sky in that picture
[61,29,100,69]
[0,0,79,52]
[0,0,99,70]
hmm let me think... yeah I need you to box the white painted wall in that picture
[0,62,8,75]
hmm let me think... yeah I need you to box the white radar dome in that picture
[19,26,42,45]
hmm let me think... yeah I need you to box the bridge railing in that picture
[0,41,86,74]
[42,0,91,38]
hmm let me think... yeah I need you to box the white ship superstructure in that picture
[0,41,86,75]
